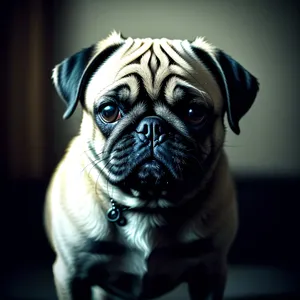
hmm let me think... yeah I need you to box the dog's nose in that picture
[136,116,167,146]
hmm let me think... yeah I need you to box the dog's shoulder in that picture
[44,136,111,244]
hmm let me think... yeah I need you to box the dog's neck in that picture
[106,176,215,228]
[103,149,226,228]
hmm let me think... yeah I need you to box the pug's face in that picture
[53,32,259,207]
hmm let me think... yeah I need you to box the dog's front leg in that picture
[187,259,227,300]
[53,258,92,300]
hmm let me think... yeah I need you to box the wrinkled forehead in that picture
[85,37,223,111]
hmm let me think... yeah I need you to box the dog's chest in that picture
[88,214,209,298]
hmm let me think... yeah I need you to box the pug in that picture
[44,31,259,300]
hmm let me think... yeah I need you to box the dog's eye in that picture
[185,104,207,125]
[99,104,122,123]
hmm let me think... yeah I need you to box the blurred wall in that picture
[51,0,300,177]
[1,0,55,180]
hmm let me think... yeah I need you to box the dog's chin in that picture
[124,160,171,197]
[116,159,193,204]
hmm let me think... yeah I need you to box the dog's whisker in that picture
[94,170,102,199]
[80,156,108,174]
[93,157,114,198]
[108,164,117,201]
[80,148,110,157]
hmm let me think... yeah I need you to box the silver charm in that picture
[106,199,128,226]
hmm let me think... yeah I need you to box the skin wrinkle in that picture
[164,77,212,107]
[102,102,148,157]
[92,40,216,114]
[107,39,207,103]
[149,50,159,81]
[84,33,222,113]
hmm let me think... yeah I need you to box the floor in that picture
[2,262,300,300]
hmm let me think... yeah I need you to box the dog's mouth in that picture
[122,159,175,199]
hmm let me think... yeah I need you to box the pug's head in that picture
[52,32,259,207]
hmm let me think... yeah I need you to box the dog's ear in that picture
[215,50,259,134]
[52,46,95,119]
[52,40,123,119]
[191,44,259,134]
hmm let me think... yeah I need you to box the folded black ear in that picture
[52,43,123,119]
[215,50,259,134]
[52,46,95,119]
[191,46,259,134]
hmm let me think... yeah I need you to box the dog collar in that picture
[106,197,197,227]
[106,198,174,227]
[106,199,169,226]
[106,180,214,227]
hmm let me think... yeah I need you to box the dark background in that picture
[0,0,300,299]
